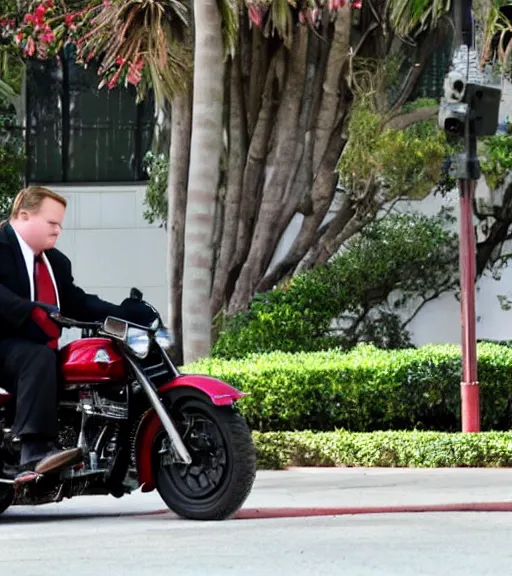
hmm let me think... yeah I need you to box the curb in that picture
[136,501,512,520]
[234,502,512,519]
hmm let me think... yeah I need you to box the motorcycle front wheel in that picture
[153,395,256,520]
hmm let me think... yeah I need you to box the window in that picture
[26,47,155,184]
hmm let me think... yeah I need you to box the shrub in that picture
[252,430,512,469]
[186,343,512,433]
[142,150,168,227]
[0,112,25,220]
[213,212,458,359]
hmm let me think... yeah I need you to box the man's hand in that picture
[28,303,61,345]
[120,297,159,327]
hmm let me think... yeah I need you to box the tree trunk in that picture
[212,53,247,316]
[167,89,192,365]
[182,0,224,363]
[313,3,351,173]
[228,26,309,313]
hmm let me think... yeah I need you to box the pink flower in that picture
[34,5,47,27]
[25,36,35,57]
[248,5,265,27]
[40,32,54,43]
[353,0,362,8]
[15,32,23,45]
[108,68,122,89]
[24,13,34,24]
[127,59,144,86]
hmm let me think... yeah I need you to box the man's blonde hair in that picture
[10,186,67,219]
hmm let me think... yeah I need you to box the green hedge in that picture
[187,343,512,432]
[253,430,512,469]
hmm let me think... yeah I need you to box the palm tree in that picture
[181,0,225,363]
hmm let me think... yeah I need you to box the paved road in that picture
[1,469,512,575]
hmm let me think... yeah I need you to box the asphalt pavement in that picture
[1,468,511,575]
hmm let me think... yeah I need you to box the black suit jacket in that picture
[0,223,124,342]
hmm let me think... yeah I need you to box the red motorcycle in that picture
[0,293,256,520]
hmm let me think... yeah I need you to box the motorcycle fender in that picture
[135,375,247,493]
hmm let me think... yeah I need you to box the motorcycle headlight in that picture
[155,328,175,352]
[125,327,150,359]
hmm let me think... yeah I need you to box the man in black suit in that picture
[0,186,157,476]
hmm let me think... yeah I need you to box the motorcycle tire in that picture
[153,396,256,521]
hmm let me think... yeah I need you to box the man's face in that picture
[19,198,65,253]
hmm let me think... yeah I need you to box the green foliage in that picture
[253,430,512,469]
[218,0,240,57]
[213,212,458,358]
[338,98,452,201]
[388,0,451,38]
[480,125,512,190]
[142,151,168,226]
[376,120,451,199]
[0,112,25,220]
[337,99,382,192]
[187,343,512,433]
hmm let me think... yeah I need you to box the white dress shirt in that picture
[12,228,60,308]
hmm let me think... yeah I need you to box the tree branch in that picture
[313,3,352,173]
[231,50,280,276]
[477,172,512,275]
[229,27,309,313]
[384,106,439,130]
[401,280,458,329]
[212,54,247,317]
[388,25,449,117]
[257,116,349,292]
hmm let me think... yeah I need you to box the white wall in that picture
[390,188,512,347]
[51,184,168,344]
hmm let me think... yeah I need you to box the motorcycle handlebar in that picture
[49,312,102,330]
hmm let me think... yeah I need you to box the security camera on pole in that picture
[438,0,502,432]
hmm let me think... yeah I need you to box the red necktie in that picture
[32,255,60,348]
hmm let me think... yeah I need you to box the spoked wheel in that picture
[153,396,256,520]
[0,485,13,515]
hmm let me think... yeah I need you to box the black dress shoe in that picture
[35,448,82,474]
[19,440,83,476]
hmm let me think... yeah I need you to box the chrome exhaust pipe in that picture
[125,357,192,465]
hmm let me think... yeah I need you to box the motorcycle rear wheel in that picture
[153,396,256,520]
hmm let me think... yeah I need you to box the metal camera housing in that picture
[438,48,502,139]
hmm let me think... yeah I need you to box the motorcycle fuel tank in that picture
[59,338,127,385]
